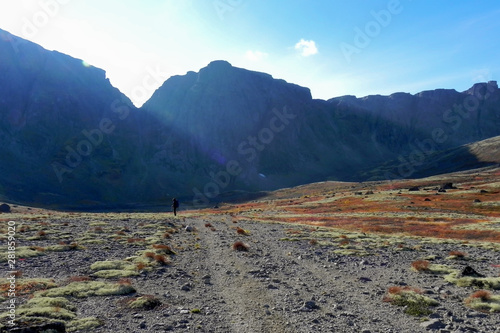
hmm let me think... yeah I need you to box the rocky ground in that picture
[1,209,499,333]
[1,168,500,332]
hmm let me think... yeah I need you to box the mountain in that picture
[141,61,500,198]
[1,28,499,208]
[362,135,500,180]
[0,29,168,207]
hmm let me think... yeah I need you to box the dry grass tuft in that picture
[117,278,132,286]
[449,251,467,258]
[127,238,146,243]
[232,241,249,252]
[384,286,437,316]
[468,290,491,302]
[153,254,170,265]
[411,260,430,272]
[236,227,248,235]
[68,276,92,283]
[339,239,350,246]
[144,252,155,259]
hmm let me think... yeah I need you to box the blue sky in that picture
[1,0,499,106]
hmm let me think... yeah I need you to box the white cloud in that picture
[294,39,318,57]
[245,50,268,62]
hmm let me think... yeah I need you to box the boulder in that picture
[461,266,485,278]
[0,203,11,213]
[440,183,457,190]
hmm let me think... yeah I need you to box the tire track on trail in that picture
[193,216,294,333]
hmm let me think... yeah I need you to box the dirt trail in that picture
[187,216,294,333]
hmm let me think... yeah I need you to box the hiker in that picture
[172,198,179,216]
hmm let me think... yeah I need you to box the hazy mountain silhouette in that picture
[1,28,499,208]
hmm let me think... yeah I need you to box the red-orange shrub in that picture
[411,260,430,272]
[232,241,249,252]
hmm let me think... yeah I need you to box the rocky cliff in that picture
[1,28,499,208]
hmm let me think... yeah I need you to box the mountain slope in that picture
[363,135,500,180]
[1,28,500,208]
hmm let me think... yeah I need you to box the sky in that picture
[0,0,499,107]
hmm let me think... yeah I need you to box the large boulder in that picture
[0,203,11,213]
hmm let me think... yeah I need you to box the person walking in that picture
[172,198,179,216]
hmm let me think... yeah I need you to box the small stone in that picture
[139,321,147,329]
[420,319,445,330]
[181,283,192,291]
[304,300,319,310]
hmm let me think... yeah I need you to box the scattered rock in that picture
[181,283,193,291]
[473,199,481,203]
[408,186,420,191]
[300,300,319,312]
[185,225,194,232]
[420,319,446,330]
[425,198,432,202]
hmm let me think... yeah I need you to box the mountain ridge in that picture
[1,28,500,209]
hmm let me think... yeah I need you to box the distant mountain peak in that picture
[206,60,232,68]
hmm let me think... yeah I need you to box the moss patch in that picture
[1,278,57,298]
[444,272,500,289]
[465,293,500,313]
[36,281,136,298]
[0,246,45,262]
[126,295,162,310]
[384,287,438,316]
[67,317,104,332]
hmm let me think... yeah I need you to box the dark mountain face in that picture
[1,28,499,208]
[0,29,159,206]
